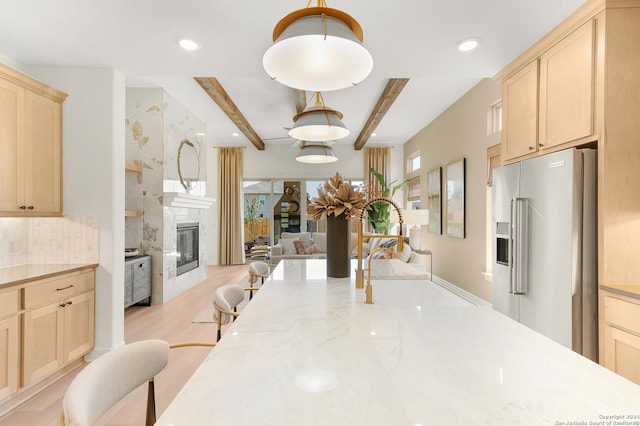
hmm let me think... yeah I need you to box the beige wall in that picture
[404,78,501,302]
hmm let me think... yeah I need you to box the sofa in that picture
[269,231,422,265]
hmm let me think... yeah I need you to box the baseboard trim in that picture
[431,274,491,307]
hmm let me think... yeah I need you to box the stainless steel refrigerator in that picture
[492,148,598,361]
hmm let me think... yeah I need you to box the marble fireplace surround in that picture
[125,87,210,304]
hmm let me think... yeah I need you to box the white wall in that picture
[404,78,501,302]
[29,66,126,357]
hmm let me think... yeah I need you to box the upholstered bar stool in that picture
[247,260,270,299]
[212,284,246,341]
[61,339,215,426]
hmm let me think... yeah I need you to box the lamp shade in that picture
[289,105,349,141]
[295,143,338,164]
[263,7,373,91]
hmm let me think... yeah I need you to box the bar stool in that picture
[247,260,270,299]
[212,284,246,342]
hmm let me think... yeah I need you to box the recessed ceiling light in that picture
[458,38,480,52]
[232,132,239,137]
[178,38,200,51]
[371,132,377,137]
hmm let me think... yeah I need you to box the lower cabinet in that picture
[0,266,96,406]
[599,289,640,385]
[0,289,19,401]
[124,256,151,308]
[0,316,18,401]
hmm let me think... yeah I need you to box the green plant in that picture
[244,196,263,225]
[367,167,410,234]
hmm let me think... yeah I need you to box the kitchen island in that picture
[157,259,640,425]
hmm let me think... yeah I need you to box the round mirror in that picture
[177,139,200,190]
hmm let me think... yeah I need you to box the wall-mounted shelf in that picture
[125,210,143,217]
[125,160,142,174]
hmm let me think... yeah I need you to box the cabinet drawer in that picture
[0,290,18,318]
[603,295,640,335]
[23,270,95,309]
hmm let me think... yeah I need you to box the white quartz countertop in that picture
[157,259,640,425]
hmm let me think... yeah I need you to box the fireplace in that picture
[177,223,199,276]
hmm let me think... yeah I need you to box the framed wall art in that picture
[427,167,442,234]
[446,158,466,238]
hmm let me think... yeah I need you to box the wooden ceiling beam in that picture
[194,77,265,150]
[353,78,410,151]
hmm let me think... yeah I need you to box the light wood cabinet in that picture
[599,289,640,385]
[539,20,595,150]
[502,61,539,160]
[21,269,95,387]
[0,63,66,216]
[498,18,597,162]
[0,290,19,401]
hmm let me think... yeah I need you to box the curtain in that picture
[217,147,244,265]
[364,146,390,197]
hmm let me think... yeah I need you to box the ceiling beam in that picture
[194,77,265,150]
[291,88,307,114]
[353,78,410,151]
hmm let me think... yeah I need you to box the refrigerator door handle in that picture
[509,198,515,294]
[513,198,528,295]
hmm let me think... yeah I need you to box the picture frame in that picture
[446,158,465,238]
[427,167,442,234]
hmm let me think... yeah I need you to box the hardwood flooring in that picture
[0,264,249,426]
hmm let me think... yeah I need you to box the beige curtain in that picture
[217,147,244,265]
[364,146,390,197]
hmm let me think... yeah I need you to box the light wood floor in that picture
[0,264,249,426]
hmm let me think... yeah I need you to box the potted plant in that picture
[244,196,263,244]
[308,172,366,277]
[366,167,410,234]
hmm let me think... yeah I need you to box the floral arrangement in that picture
[308,172,366,220]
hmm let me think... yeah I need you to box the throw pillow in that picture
[293,239,314,254]
[280,239,297,255]
[371,249,392,259]
[393,241,412,263]
[380,239,398,249]
[282,232,311,240]
[312,233,326,252]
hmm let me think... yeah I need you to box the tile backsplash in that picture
[0,215,99,268]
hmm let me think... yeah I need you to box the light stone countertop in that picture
[157,259,640,426]
[0,263,98,289]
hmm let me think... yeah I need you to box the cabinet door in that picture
[539,20,595,149]
[132,258,151,303]
[0,79,24,213]
[0,316,19,401]
[124,263,133,307]
[63,291,95,363]
[602,324,640,385]
[23,90,62,215]
[22,302,64,386]
[502,61,539,161]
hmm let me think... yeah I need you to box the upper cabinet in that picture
[498,18,597,163]
[502,61,539,160]
[0,64,67,216]
[539,20,595,150]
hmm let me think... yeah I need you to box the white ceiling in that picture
[0,0,586,150]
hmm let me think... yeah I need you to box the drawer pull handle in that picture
[59,302,66,307]
[56,285,75,291]
[59,300,74,307]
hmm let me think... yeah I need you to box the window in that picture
[488,101,502,135]
[407,151,421,173]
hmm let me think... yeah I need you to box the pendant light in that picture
[263,1,373,92]
[289,92,349,141]
[296,142,338,163]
